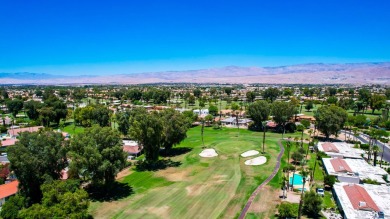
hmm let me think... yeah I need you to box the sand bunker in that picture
[199,149,218,158]
[245,156,267,166]
[241,150,260,157]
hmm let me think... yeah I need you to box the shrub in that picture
[278,202,298,218]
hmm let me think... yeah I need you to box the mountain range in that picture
[1,62,390,85]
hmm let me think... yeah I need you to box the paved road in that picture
[238,140,285,219]
[342,130,390,163]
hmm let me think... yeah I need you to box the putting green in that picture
[90,127,287,219]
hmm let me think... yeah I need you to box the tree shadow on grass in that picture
[159,147,192,157]
[86,181,134,202]
[135,159,181,172]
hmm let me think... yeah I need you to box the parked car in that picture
[317,188,325,197]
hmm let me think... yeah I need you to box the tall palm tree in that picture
[298,169,309,219]
[262,121,267,153]
[235,111,240,137]
[201,118,205,148]
[372,145,380,166]
[286,141,292,190]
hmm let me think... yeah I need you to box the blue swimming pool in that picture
[290,174,303,185]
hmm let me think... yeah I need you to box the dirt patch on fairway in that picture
[155,167,190,182]
[186,184,208,196]
[248,186,279,214]
[147,206,171,219]
[220,155,228,160]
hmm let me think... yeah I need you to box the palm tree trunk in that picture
[380,144,385,168]
[297,179,306,219]
[262,124,266,153]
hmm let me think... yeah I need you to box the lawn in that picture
[89,127,288,219]
[62,124,85,135]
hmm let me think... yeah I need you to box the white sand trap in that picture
[199,149,218,158]
[245,156,267,166]
[241,150,260,157]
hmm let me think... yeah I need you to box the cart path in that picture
[238,140,285,219]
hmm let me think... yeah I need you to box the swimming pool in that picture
[290,174,303,186]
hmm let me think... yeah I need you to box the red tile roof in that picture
[322,142,340,153]
[123,146,141,154]
[330,158,353,172]
[61,169,68,180]
[1,138,17,147]
[0,180,19,199]
[267,121,277,128]
[7,126,43,136]
[343,184,380,212]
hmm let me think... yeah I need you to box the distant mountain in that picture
[0,72,64,80]
[1,62,390,85]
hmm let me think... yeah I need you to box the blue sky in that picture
[1,0,390,75]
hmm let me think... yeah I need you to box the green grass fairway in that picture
[90,127,290,219]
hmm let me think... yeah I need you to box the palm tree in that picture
[294,137,300,148]
[372,145,380,166]
[262,121,267,153]
[297,169,309,219]
[281,175,288,199]
[308,129,313,142]
[286,141,292,190]
[235,111,240,137]
[298,125,304,148]
[201,118,205,148]
[352,127,359,142]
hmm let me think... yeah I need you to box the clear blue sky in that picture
[1,0,390,75]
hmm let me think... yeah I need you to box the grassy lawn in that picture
[62,124,85,135]
[307,154,325,182]
[89,127,288,219]
[322,191,336,209]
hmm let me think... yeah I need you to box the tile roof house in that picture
[334,183,389,219]
[0,180,19,207]
[343,184,380,212]
[1,138,17,147]
[330,158,353,173]
[322,142,340,153]
[7,126,44,138]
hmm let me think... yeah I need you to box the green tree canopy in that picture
[74,104,112,127]
[129,108,163,162]
[24,100,43,121]
[263,87,280,102]
[370,94,386,114]
[208,104,218,116]
[193,88,202,98]
[303,191,323,217]
[160,108,190,151]
[247,100,270,128]
[314,105,348,139]
[271,101,296,137]
[305,101,314,111]
[8,131,68,204]
[278,202,298,218]
[19,180,90,219]
[116,110,131,136]
[0,195,26,219]
[6,99,24,117]
[246,91,256,102]
[224,87,233,96]
[44,96,68,124]
[68,126,127,185]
